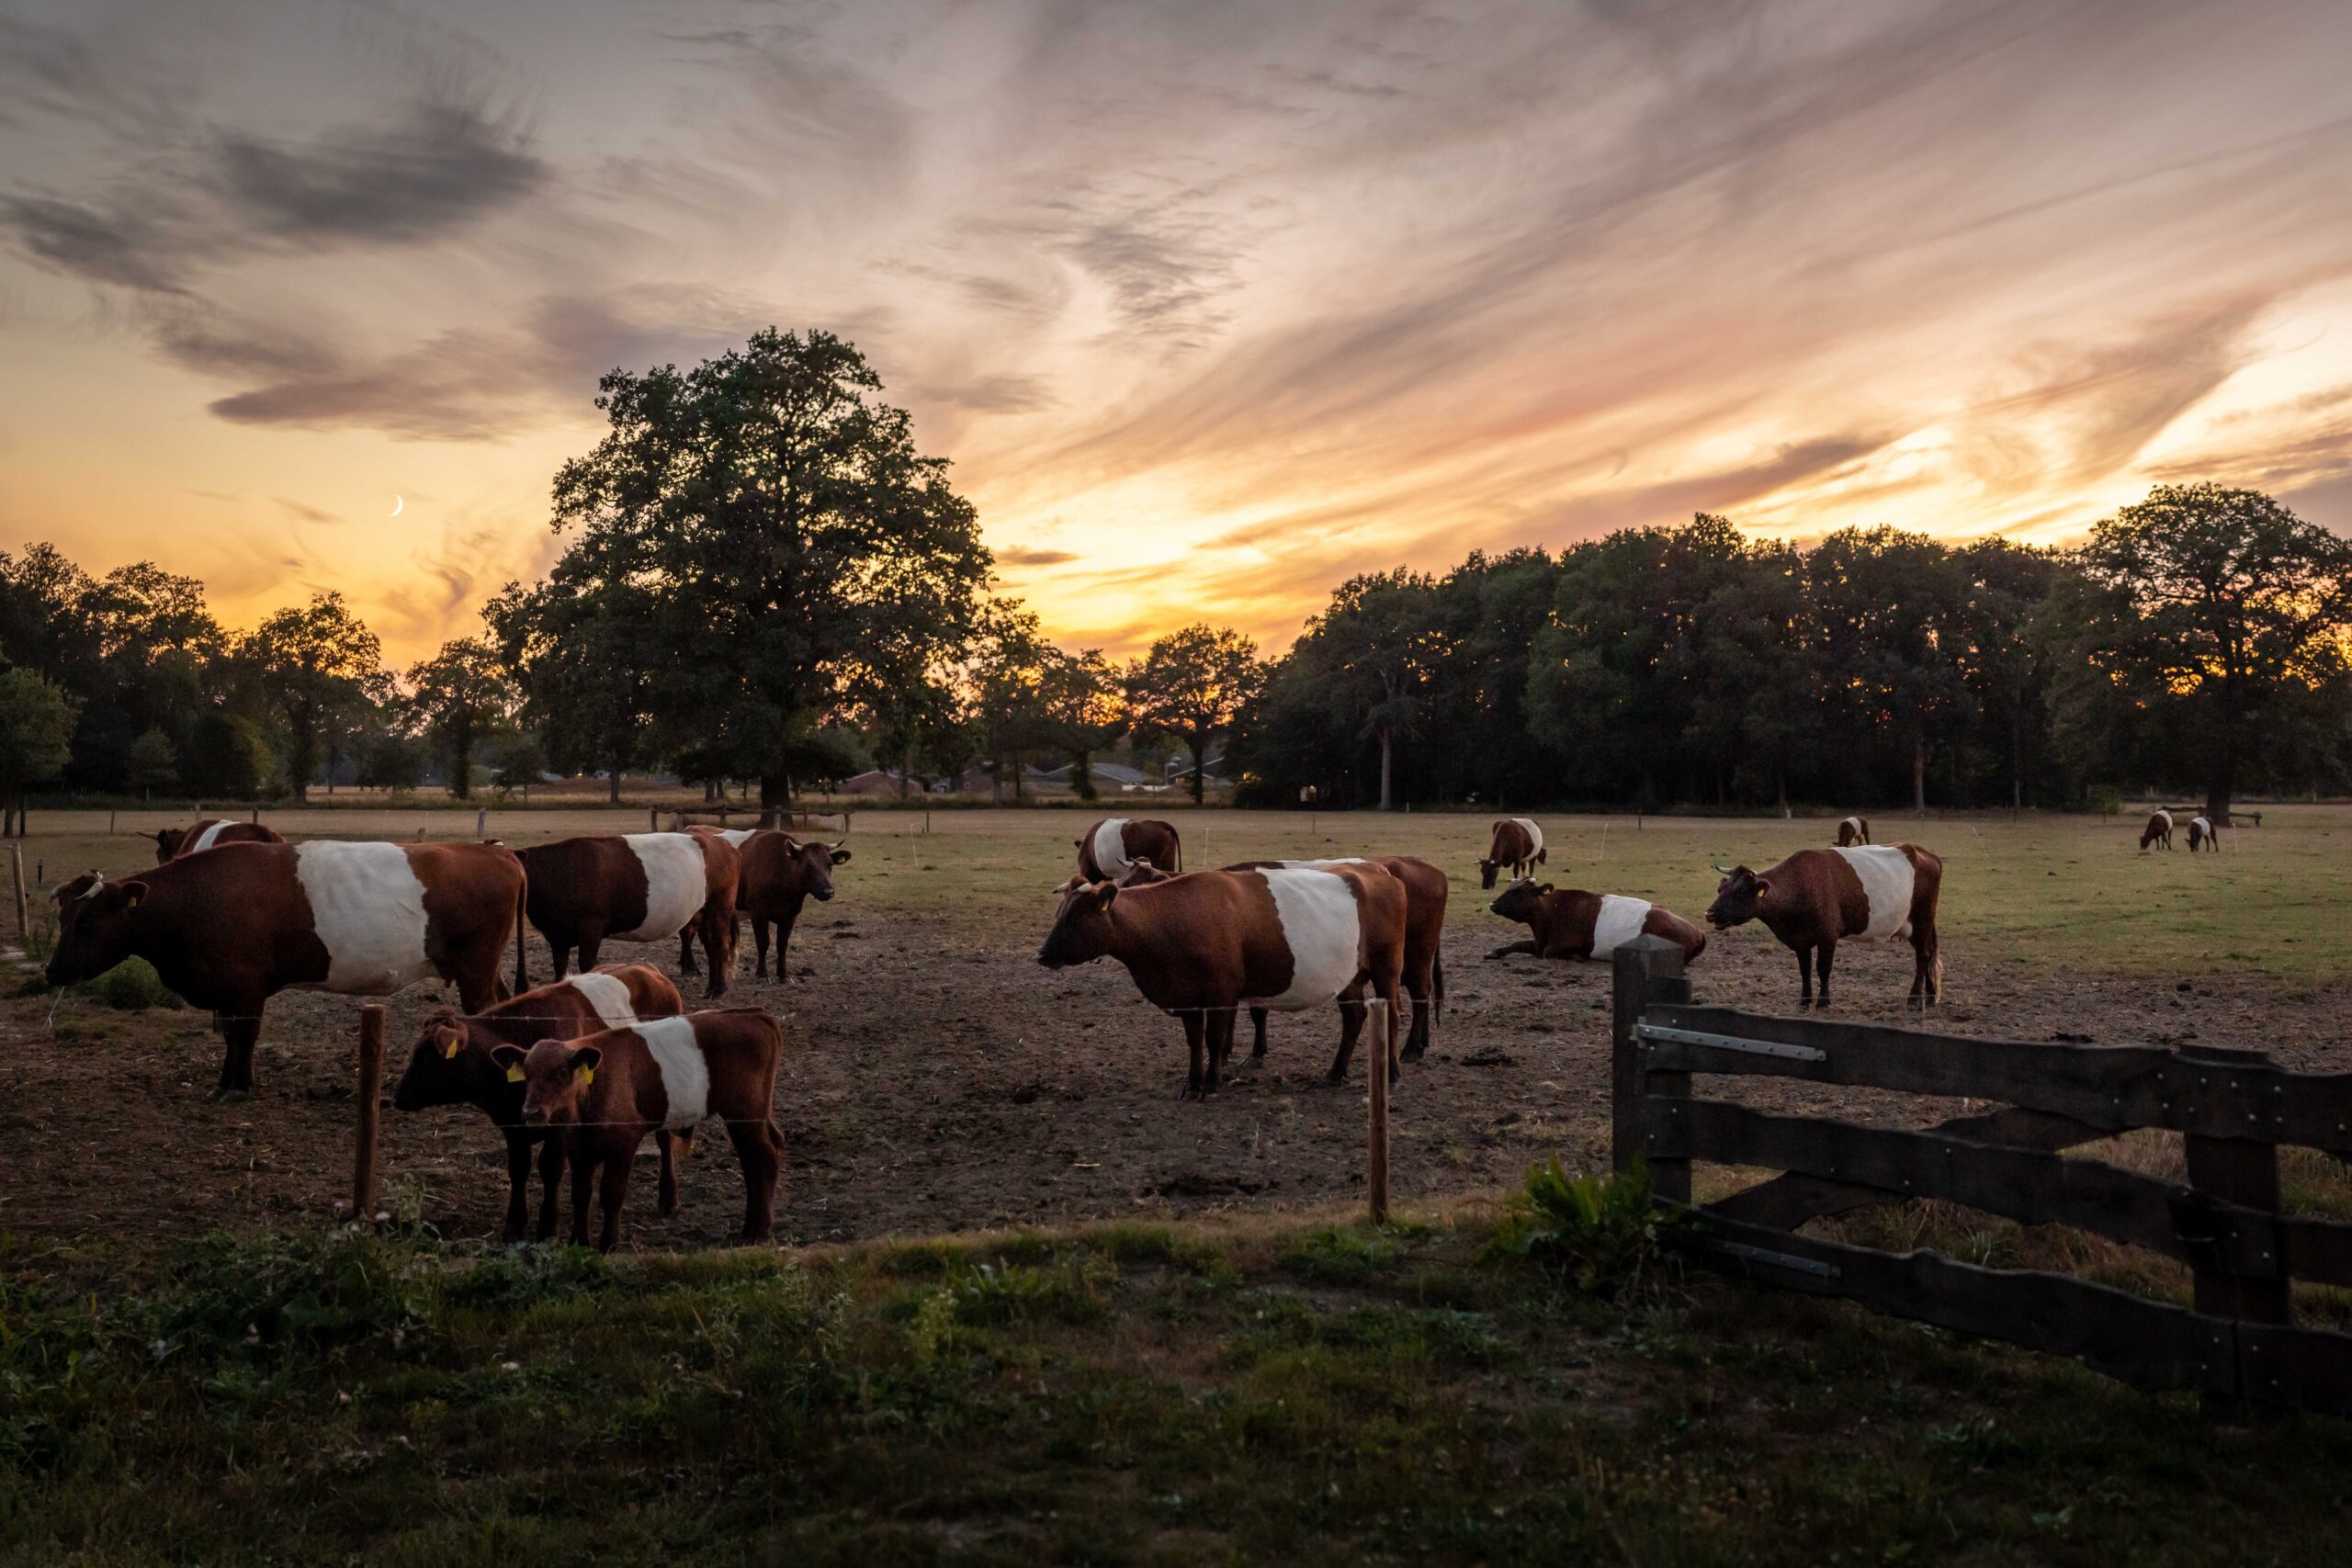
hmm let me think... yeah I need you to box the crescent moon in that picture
[390,494,404,517]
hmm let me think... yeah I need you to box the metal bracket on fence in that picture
[1634,1022,1827,1063]
[1704,1236,1842,1280]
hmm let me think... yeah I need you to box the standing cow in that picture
[1836,816,1870,847]
[736,832,852,980]
[1477,818,1545,889]
[1075,818,1182,883]
[147,819,286,863]
[2188,815,2222,852]
[392,964,684,1240]
[2141,810,2175,852]
[496,1009,786,1252]
[45,840,523,1099]
[1706,843,1943,1010]
[1037,863,1407,1098]
[517,832,738,997]
[1486,879,1708,964]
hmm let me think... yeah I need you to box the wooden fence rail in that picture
[1609,936,2352,1416]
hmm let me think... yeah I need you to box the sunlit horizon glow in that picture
[5,0,2352,664]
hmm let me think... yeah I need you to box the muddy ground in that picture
[3,807,2346,1256]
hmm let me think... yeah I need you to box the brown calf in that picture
[2187,815,2222,852]
[1835,815,1870,847]
[1037,863,1406,1098]
[1706,844,1943,1010]
[46,840,522,1099]
[392,964,684,1240]
[724,831,853,980]
[517,832,738,997]
[1075,818,1182,883]
[495,1009,786,1251]
[148,819,286,862]
[1487,879,1708,964]
[2140,810,2175,852]
[1477,818,1544,889]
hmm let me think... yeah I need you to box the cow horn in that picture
[1711,863,1730,874]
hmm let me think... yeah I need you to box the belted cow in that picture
[1075,818,1182,883]
[147,819,286,862]
[2188,815,2222,852]
[2141,810,2174,852]
[1477,818,1544,889]
[1037,863,1406,1098]
[392,964,684,1240]
[1486,879,1708,964]
[1836,815,1870,847]
[45,840,524,1099]
[516,832,739,997]
[1706,843,1944,1010]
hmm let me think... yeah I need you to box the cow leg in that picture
[1180,1011,1207,1100]
[1250,1006,1269,1060]
[1400,953,1431,1062]
[678,919,700,976]
[1793,946,1815,1008]
[1486,940,1539,961]
[752,917,772,979]
[1381,975,1405,1087]
[1327,986,1367,1086]
[213,1010,262,1100]
[656,1130,681,1215]
[500,1130,535,1241]
[1815,943,1836,1009]
[1911,930,1942,1010]
[596,1153,632,1252]
[576,935,603,973]
[725,1118,782,1242]
[570,1155,597,1247]
[454,959,500,1013]
[698,913,730,1000]
[1203,1010,1235,1094]
[535,1135,564,1240]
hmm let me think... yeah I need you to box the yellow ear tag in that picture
[504,1065,525,1083]
[442,1040,460,1059]
[573,1066,594,1087]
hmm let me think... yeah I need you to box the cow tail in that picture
[1173,833,1182,874]
[512,865,530,994]
[1432,949,1445,1024]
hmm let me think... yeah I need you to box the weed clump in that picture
[1484,1159,1684,1297]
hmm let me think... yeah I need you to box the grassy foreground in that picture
[5,1208,2347,1567]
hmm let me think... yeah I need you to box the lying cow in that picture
[46,840,523,1099]
[517,832,738,997]
[2140,809,2175,852]
[1477,818,1544,889]
[1037,863,1406,1098]
[2188,815,2222,852]
[1836,815,1870,847]
[147,819,286,863]
[1075,818,1182,883]
[495,1009,786,1251]
[1706,843,1943,1010]
[393,964,684,1240]
[1486,879,1708,964]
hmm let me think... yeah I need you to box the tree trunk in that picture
[1912,735,1927,815]
[758,772,786,826]
[990,754,1005,807]
[1073,750,1096,801]
[2010,716,2023,811]
[1376,726,1394,812]
[607,766,622,806]
[1189,733,1207,807]
[900,740,915,800]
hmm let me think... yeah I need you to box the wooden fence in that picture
[1610,936,2352,1414]
[662,807,853,836]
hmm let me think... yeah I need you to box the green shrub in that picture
[88,957,181,1010]
[2086,784,2123,817]
[1483,1159,1685,1297]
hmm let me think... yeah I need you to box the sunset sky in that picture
[6,0,2352,664]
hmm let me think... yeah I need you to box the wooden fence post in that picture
[1367,999,1390,1225]
[2179,1045,2290,1405]
[354,1005,387,1222]
[1611,936,1692,1201]
[476,807,487,838]
[9,843,27,945]
[650,807,660,833]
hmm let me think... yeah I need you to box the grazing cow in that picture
[2188,815,2221,852]
[2140,810,2175,852]
[1836,815,1870,847]
[1036,863,1407,1098]
[495,1009,786,1252]
[1706,843,1943,1010]
[45,840,522,1099]
[1074,818,1182,883]
[516,832,738,997]
[734,832,852,979]
[1477,818,1545,889]
[1486,879,1708,964]
[148,819,286,863]
[392,964,684,1240]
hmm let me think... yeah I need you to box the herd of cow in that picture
[33,807,1973,1248]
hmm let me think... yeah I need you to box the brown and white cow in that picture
[148,819,286,863]
[733,831,852,980]
[1074,818,1182,883]
[1835,815,1870,847]
[516,832,738,997]
[392,964,684,1240]
[1036,863,1406,1098]
[494,1009,786,1252]
[1486,879,1708,964]
[46,840,523,1099]
[2140,810,2175,852]
[1706,844,1943,1010]
[2188,815,2222,852]
[1477,818,1544,889]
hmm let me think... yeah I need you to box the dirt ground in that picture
[3,805,2346,1256]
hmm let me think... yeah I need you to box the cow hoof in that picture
[211,1086,253,1104]
[1401,1044,1426,1064]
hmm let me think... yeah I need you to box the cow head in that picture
[146,829,184,863]
[1118,857,1170,886]
[46,874,149,988]
[1036,881,1119,969]
[491,1039,604,1126]
[1706,865,1769,930]
[393,1009,500,1112]
[1489,877,1549,925]
[1477,855,1504,890]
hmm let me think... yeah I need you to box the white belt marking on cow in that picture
[1091,818,1133,878]
[1511,818,1543,859]
[564,971,641,1031]
[638,1016,709,1131]
[1242,868,1363,1012]
[294,841,434,993]
[189,820,231,853]
[616,833,707,942]
[1834,845,1916,941]
[1840,816,1861,836]
[2154,810,2172,830]
[1590,896,1653,957]
[718,828,758,847]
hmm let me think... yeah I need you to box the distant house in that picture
[841,769,915,796]
[1037,761,1148,791]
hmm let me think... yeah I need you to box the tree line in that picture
[4,327,2346,830]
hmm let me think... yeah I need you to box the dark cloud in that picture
[919,373,1056,414]
[213,98,546,243]
[0,196,193,292]
[276,498,343,525]
[995,547,1080,567]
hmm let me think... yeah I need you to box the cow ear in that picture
[570,1044,603,1078]
[119,879,151,910]
[1096,883,1119,909]
[490,1044,526,1069]
[434,1021,465,1059]
[830,846,852,864]
[1752,877,1772,897]
[1540,883,1554,894]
